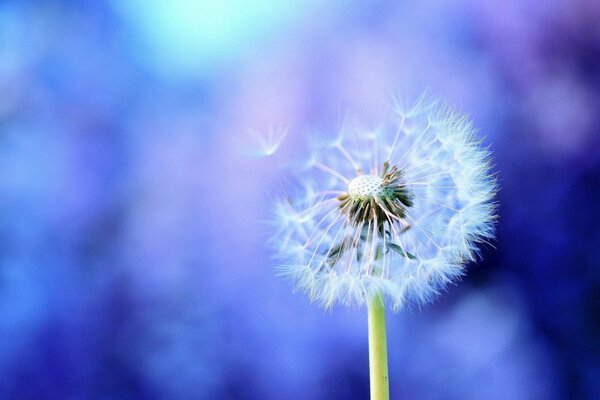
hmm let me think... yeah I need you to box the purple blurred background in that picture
[1,1,599,399]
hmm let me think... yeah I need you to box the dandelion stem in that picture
[368,293,389,400]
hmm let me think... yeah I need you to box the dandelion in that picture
[266,94,497,399]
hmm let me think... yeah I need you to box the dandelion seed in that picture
[240,126,288,158]
[270,94,497,311]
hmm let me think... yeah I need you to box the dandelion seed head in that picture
[269,94,497,311]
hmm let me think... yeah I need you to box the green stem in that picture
[368,294,389,400]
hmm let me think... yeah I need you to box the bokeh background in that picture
[1,0,599,399]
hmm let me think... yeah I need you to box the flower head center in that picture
[348,175,394,200]
[338,164,413,229]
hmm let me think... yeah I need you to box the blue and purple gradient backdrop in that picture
[1,1,599,399]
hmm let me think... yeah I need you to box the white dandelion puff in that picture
[269,95,497,311]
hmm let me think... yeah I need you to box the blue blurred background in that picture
[1,0,599,399]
